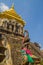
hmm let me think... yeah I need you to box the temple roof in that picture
[0,5,25,26]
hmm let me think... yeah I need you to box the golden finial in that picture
[11,3,14,9]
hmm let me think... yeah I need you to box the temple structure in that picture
[0,5,43,65]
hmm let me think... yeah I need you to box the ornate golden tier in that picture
[0,5,25,26]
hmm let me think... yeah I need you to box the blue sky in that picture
[0,0,43,49]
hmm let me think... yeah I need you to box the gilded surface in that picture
[0,6,25,26]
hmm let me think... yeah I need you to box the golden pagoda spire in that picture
[11,3,14,9]
[0,3,25,26]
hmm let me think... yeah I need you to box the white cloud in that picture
[0,3,9,12]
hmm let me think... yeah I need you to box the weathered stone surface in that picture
[10,40,23,65]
